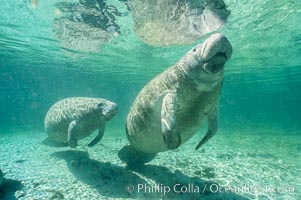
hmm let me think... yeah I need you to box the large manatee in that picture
[119,33,232,166]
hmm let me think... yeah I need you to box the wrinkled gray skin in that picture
[119,33,232,166]
[45,97,118,148]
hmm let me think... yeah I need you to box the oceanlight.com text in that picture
[125,183,295,195]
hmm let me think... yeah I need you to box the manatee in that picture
[129,0,230,46]
[44,97,118,148]
[118,33,232,166]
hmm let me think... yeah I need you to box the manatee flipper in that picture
[195,103,219,150]
[88,123,105,147]
[68,120,78,148]
[161,92,181,149]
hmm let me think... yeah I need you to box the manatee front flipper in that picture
[195,103,219,150]
[88,123,105,147]
[68,120,78,148]
[161,92,181,149]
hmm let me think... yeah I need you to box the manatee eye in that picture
[97,103,104,108]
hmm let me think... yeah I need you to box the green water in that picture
[0,0,301,199]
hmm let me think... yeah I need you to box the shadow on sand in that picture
[52,150,249,199]
[52,150,146,199]
[0,178,23,200]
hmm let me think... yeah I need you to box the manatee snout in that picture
[102,101,118,120]
[201,33,232,62]
[190,33,232,74]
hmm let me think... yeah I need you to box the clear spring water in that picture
[0,0,301,199]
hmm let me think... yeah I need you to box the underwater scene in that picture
[0,0,301,199]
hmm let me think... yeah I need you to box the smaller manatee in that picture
[44,97,118,148]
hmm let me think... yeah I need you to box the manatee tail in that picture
[118,145,157,169]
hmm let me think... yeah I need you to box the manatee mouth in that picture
[201,33,232,62]
[204,52,227,73]
[215,52,227,59]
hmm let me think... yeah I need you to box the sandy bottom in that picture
[0,127,300,199]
